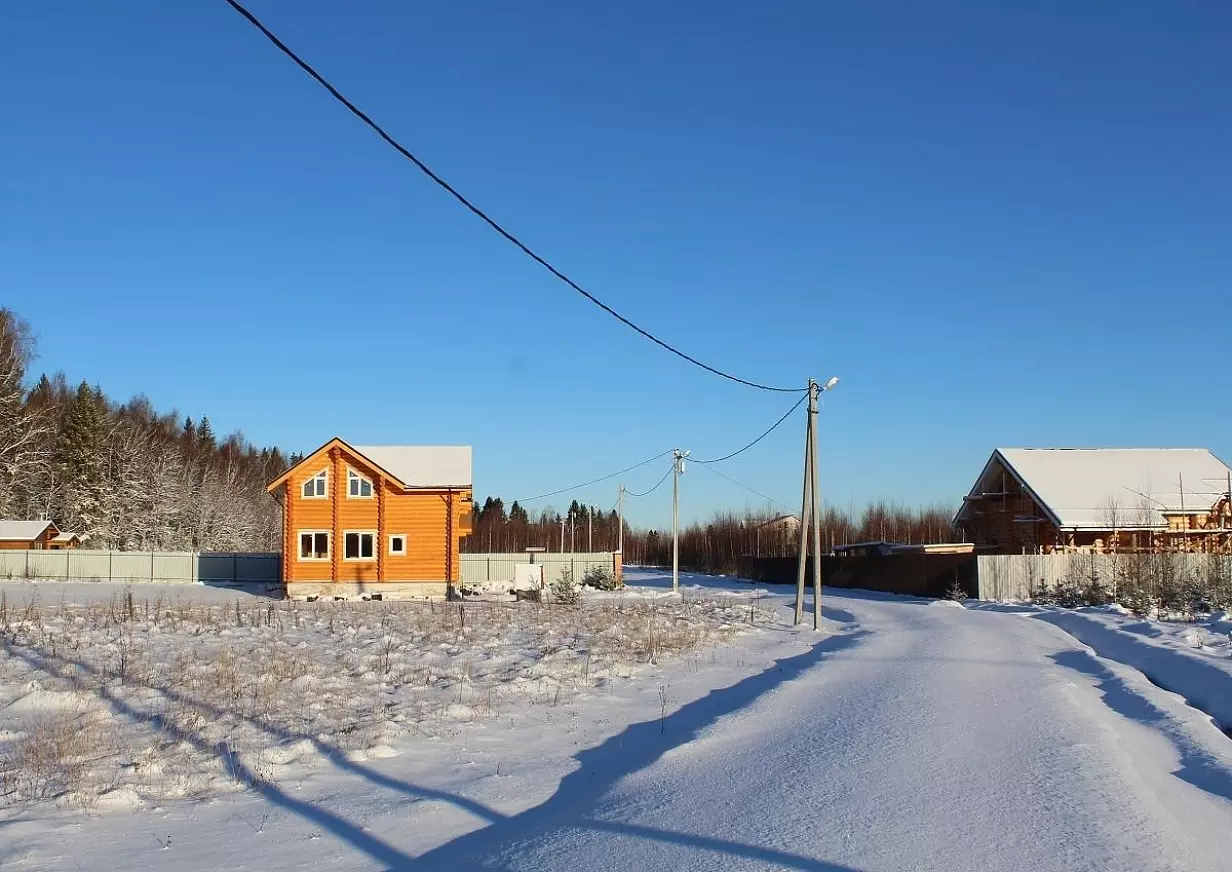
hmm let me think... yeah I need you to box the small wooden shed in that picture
[267,438,473,599]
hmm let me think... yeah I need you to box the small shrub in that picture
[943,576,968,601]
[551,567,581,605]
[581,565,619,591]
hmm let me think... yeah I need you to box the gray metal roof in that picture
[352,445,472,488]
[992,448,1232,529]
[0,520,54,541]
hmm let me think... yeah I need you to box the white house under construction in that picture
[955,448,1232,554]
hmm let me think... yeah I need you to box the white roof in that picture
[352,445,471,488]
[993,448,1232,529]
[0,520,54,541]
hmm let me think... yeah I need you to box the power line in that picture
[514,450,672,504]
[222,0,804,394]
[693,393,806,464]
[624,464,674,498]
[692,461,792,511]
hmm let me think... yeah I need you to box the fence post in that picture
[109,551,113,583]
[234,554,239,584]
[65,549,71,581]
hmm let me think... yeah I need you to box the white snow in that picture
[1,572,1230,871]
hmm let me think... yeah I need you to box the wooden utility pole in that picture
[588,509,593,552]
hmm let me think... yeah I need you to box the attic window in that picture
[348,469,373,498]
[302,469,328,499]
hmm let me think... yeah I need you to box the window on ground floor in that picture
[344,531,375,560]
[389,534,406,556]
[298,531,330,560]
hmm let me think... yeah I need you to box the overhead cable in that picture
[623,464,675,498]
[692,461,792,511]
[222,0,803,393]
[693,393,806,464]
[514,450,672,504]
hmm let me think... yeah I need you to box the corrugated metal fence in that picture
[0,549,280,585]
[460,552,621,589]
[976,553,1230,601]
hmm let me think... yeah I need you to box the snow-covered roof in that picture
[51,531,80,543]
[993,448,1232,529]
[0,520,54,541]
[352,445,472,489]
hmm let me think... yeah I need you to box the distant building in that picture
[753,514,801,556]
[833,541,975,558]
[0,520,82,550]
[954,448,1232,554]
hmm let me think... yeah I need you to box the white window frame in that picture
[388,534,407,556]
[343,530,377,562]
[347,468,374,499]
[301,469,329,499]
[297,530,331,561]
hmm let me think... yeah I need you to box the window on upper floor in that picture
[301,469,328,499]
[348,469,373,499]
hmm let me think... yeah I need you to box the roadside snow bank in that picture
[1039,609,1232,730]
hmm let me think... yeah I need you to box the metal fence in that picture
[0,549,281,585]
[460,552,621,590]
[975,553,1230,601]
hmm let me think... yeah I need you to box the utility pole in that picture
[570,510,575,553]
[588,508,593,552]
[617,484,625,556]
[559,517,565,553]
[795,377,838,628]
[672,448,690,592]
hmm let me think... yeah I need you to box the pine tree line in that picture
[0,309,285,551]
[463,497,621,554]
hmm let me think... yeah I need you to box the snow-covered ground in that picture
[2,571,1230,871]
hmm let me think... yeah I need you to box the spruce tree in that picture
[197,416,216,453]
[58,381,109,537]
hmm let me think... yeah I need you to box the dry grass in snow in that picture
[0,590,769,810]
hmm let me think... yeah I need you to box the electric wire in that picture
[692,461,793,511]
[514,450,672,504]
[222,0,804,394]
[623,464,675,498]
[693,393,806,464]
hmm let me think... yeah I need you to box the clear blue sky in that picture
[2,1,1229,528]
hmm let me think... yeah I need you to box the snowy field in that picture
[2,570,1231,871]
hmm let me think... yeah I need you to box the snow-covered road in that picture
[419,589,1232,872]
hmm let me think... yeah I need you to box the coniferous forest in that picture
[0,309,285,551]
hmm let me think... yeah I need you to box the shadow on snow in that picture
[3,626,870,871]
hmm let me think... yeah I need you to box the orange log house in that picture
[267,439,472,599]
[0,520,82,550]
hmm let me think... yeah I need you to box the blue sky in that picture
[2,1,1229,528]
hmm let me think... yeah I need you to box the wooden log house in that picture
[955,448,1232,554]
[267,439,472,599]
